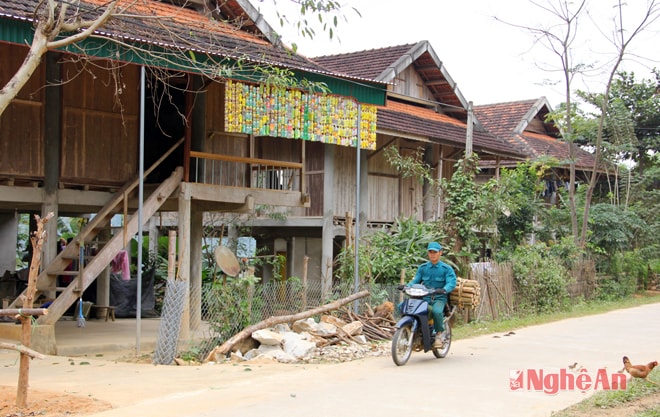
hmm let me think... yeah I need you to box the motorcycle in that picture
[391,283,456,366]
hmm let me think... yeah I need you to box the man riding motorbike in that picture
[404,242,456,348]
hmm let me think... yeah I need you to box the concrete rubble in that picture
[226,315,390,364]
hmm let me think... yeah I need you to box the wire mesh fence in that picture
[174,278,396,361]
[166,260,597,362]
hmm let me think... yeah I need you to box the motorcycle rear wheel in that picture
[432,322,451,358]
[391,324,414,366]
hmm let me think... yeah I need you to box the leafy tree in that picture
[440,154,480,259]
[510,243,571,314]
[502,0,660,248]
[482,162,546,251]
[587,203,647,254]
[605,70,660,174]
[259,0,359,51]
[627,153,660,263]
[335,216,447,284]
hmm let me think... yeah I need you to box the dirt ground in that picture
[0,385,112,417]
[1,372,658,417]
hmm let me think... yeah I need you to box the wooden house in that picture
[0,0,386,352]
[0,3,527,354]
[474,98,604,204]
[311,42,525,220]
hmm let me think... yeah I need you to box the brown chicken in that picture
[622,356,658,384]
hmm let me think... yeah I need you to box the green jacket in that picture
[410,260,457,302]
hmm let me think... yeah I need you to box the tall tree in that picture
[605,70,660,174]
[500,0,660,247]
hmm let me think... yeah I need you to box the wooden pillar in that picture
[95,228,111,307]
[321,145,335,298]
[422,145,433,221]
[177,185,191,342]
[42,52,62,288]
[437,146,445,220]
[189,202,203,330]
[466,101,474,157]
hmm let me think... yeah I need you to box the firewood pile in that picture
[449,277,481,309]
[336,301,397,342]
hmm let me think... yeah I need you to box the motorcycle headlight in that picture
[405,287,427,297]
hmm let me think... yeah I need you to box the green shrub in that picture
[511,243,571,314]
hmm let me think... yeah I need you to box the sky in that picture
[254,0,659,109]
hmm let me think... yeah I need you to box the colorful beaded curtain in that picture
[224,80,377,150]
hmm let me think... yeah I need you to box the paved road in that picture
[2,303,659,417]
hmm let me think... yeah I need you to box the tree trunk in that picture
[16,213,52,409]
[205,290,370,362]
[0,28,48,116]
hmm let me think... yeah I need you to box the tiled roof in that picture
[378,101,526,159]
[474,100,538,139]
[313,43,416,80]
[0,0,336,77]
[312,41,467,119]
[520,132,596,169]
[474,99,598,170]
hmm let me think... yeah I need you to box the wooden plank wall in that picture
[60,61,139,185]
[367,136,399,222]
[203,82,246,186]
[0,44,45,179]
[302,142,324,217]
[391,66,435,102]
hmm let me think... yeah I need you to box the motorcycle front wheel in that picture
[391,324,414,366]
[432,322,452,358]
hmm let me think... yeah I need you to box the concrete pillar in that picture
[321,145,335,298]
[148,217,159,255]
[189,203,202,330]
[177,185,191,342]
[0,213,18,275]
[358,148,368,232]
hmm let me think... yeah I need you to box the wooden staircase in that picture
[10,167,183,326]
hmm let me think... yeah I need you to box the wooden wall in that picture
[526,116,547,135]
[333,145,357,218]
[398,145,425,221]
[390,66,435,102]
[60,61,139,186]
[0,44,45,179]
[304,142,324,217]
[367,136,400,222]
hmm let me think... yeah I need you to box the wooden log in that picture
[0,308,48,317]
[204,290,370,362]
[0,342,46,359]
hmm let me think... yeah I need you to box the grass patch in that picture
[449,291,660,417]
[551,369,660,417]
[452,291,660,340]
